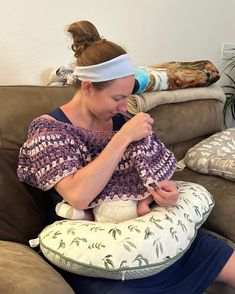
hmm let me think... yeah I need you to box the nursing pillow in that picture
[38,181,214,280]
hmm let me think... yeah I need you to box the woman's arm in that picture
[55,112,153,209]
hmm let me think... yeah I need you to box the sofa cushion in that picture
[148,99,223,147]
[0,150,51,245]
[0,86,223,157]
[39,181,214,280]
[0,240,74,294]
[184,128,235,181]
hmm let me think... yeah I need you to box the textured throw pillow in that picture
[209,153,235,180]
[184,128,235,181]
[38,181,214,280]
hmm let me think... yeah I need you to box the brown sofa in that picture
[0,85,234,294]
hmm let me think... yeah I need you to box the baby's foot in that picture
[55,201,85,220]
[137,201,152,216]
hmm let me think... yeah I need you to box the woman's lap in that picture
[54,232,234,294]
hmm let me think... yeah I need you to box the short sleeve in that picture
[17,117,85,191]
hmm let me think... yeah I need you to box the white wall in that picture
[0,0,234,85]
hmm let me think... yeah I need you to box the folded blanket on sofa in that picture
[127,84,226,114]
[133,60,220,94]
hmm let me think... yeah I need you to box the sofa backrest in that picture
[0,85,224,159]
[149,98,224,160]
[0,85,76,151]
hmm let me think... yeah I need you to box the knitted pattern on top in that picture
[17,117,177,208]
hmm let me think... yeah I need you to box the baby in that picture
[56,194,155,223]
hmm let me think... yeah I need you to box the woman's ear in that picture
[81,80,93,95]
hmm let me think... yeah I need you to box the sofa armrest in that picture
[0,241,74,294]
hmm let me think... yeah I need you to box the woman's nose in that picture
[117,100,128,113]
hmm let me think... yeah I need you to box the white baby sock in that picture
[55,201,85,220]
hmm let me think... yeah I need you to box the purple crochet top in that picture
[17,117,177,208]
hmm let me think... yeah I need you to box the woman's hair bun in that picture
[67,20,126,66]
[74,34,100,47]
[67,20,101,58]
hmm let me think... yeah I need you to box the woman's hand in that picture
[119,112,154,142]
[148,180,179,207]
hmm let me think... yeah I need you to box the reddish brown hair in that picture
[67,20,127,89]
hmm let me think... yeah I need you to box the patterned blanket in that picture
[133,60,220,94]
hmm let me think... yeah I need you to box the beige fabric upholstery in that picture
[0,241,74,294]
[148,99,223,147]
[0,86,75,150]
[173,169,235,243]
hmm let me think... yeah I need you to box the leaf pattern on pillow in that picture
[39,182,214,280]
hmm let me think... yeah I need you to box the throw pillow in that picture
[38,181,214,280]
[184,128,235,181]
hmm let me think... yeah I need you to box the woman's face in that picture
[87,75,135,120]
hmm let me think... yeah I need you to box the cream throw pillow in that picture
[185,128,235,181]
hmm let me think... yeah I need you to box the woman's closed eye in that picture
[112,95,127,102]
[113,97,122,102]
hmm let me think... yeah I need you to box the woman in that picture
[17,20,235,293]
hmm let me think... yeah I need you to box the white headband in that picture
[73,54,135,82]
